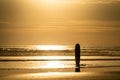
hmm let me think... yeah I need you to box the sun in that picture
[35,45,66,50]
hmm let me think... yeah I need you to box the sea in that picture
[0,45,120,72]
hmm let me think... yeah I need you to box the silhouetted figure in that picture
[75,44,81,72]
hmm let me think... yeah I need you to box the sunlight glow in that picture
[30,0,64,5]
[42,61,64,68]
[35,45,67,50]
[42,0,61,4]
[29,0,79,6]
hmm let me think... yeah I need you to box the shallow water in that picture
[0,45,120,72]
[0,56,120,71]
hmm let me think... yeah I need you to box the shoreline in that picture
[0,67,120,73]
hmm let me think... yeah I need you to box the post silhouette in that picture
[75,44,81,72]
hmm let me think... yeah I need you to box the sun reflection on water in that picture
[35,45,67,50]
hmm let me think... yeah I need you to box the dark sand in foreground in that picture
[0,68,120,80]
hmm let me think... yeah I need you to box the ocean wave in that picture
[0,46,120,56]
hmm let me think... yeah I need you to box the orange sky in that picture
[0,0,120,46]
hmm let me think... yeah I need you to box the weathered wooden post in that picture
[75,44,81,72]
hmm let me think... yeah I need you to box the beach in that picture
[0,69,120,80]
[1,66,120,80]
[1,60,120,80]
[0,46,120,80]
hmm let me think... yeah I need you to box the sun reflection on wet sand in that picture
[2,72,91,80]
[42,61,65,68]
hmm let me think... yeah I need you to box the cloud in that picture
[78,0,120,4]
[0,21,9,24]
[65,1,120,21]
[0,0,120,33]
[0,21,11,29]
[0,20,120,33]
[1,0,120,22]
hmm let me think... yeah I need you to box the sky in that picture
[0,0,120,46]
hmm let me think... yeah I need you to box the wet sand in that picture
[0,68,120,80]
[0,72,120,80]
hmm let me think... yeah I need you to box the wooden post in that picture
[75,44,81,72]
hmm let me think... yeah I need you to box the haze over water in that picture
[0,45,120,72]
